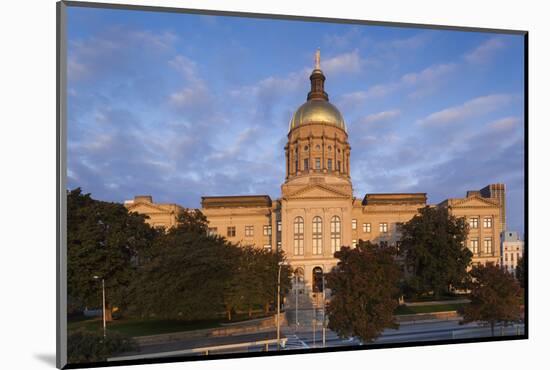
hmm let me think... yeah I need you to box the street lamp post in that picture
[295,273,299,328]
[322,275,326,347]
[276,261,288,351]
[93,275,106,338]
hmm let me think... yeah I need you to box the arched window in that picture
[312,216,323,255]
[293,217,304,256]
[331,216,341,254]
[312,267,324,293]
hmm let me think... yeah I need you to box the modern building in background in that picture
[501,230,524,274]
[125,53,506,292]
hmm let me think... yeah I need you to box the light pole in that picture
[322,274,326,347]
[277,261,288,351]
[295,273,299,329]
[93,275,106,338]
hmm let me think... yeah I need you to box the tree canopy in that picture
[67,188,157,318]
[515,256,525,288]
[399,206,472,298]
[68,189,291,323]
[326,241,402,343]
[127,208,291,321]
[461,263,523,336]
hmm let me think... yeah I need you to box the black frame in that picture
[56,1,529,369]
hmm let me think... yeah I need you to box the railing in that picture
[108,338,288,361]
[451,324,524,339]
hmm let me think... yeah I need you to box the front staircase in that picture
[283,285,329,329]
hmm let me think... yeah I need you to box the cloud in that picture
[417,94,515,126]
[322,49,363,75]
[230,68,309,99]
[323,27,363,49]
[338,82,399,108]
[360,110,401,125]
[68,28,178,82]
[402,63,456,86]
[464,37,506,64]
[488,116,522,131]
[389,32,431,50]
[167,55,213,114]
[338,62,456,109]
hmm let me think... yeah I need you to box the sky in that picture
[66,6,525,234]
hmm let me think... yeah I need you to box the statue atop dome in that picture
[315,48,321,70]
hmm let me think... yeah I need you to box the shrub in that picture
[67,329,137,364]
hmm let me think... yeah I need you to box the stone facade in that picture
[125,59,506,291]
[124,195,183,229]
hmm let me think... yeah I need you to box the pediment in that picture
[452,196,499,208]
[126,202,172,214]
[286,184,351,200]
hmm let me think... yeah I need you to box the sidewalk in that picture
[404,299,470,306]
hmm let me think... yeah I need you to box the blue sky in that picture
[66,6,525,234]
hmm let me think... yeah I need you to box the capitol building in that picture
[125,52,506,292]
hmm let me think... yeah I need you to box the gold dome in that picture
[289,99,347,132]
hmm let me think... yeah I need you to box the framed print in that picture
[57,1,527,368]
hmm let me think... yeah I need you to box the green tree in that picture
[223,246,291,320]
[130,209,237,320]
[67,329,137,364]
[515,256,525,288]
[67,188,156,320]
[326,241,402,343]
[399,206,472,298]
[461,263,523,336]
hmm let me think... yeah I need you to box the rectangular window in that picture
[469,217,479,229]
[352,239,357,248]
[227,226,236,237]
[263,245,272,251]
[363,223,371,233]
[315,157,321,170]
[304,158,309,171]
[484,238,492,254]
[331,217,341,254]
[207,227,217,236]
[380,223,388,233]
[244,225,254,237]
[277,241,281,250]
[511,253,514,261]
[327,159,332,171]
[294,219,304,256]
[483,217,493,228]
[277,221,282,232]
[263,225,272,236]
[312,217,323,255]
[470,239,479,254]
[352,219,357,230]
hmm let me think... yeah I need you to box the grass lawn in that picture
[68,312,272,337]
[394,303,466,315]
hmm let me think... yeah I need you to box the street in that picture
[109,318,524,362]
[283,319,524,349]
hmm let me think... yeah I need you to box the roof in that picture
[289,100,346,133]
[201,195,272,209]
[362,193,427,206]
